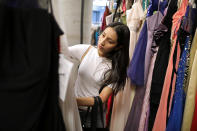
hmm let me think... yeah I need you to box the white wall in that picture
[52,0,93,46]
[83,0,93,44]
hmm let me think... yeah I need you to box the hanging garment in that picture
[188,7,197,41]
[152,0,188,130]
[0,4,66,131]
[141,9,170,131]
[106,13,114,26]
[127,0,168,87]
[144,11,164,85]
[109,2,145,131]
[139,11,164,131]
[59,54,82,131]
[142,0,149,10]
[183,8,197,92]
[127,20,148,87]
[181,6,194,91]
[139,53,157,131]
[101,6,110,31]
[191,90,197,131]
[178,0,183,9]
[143,22,169,131]
[182,29,197,131]
[126,0,134,9]
[146,0,166,17]
[106,93,113,127]
[166,36,190,131]
[125,8,150,131]
[167,6,190,117]
[127,1,145,60]
[122,0,126,13]
[148,0,178,130]
[125,0,168,130]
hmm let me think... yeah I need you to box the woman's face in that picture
[97,27,118,57]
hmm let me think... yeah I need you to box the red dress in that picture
[101,6,110,31]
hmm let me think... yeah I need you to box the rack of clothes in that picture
[103,0,197,131]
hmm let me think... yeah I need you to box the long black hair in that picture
[100,22,130,95]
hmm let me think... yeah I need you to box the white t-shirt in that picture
[68,44,112,98]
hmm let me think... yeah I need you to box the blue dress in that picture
[124,1,168,131]
[127,21,148,86]
[166,36,190,131]
[127,0,167,86]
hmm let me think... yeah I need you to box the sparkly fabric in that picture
[148,0,178,130]
[152,0,188,130]
[166,36,191,131]
[181,29,197,131]
[182,37,191,91]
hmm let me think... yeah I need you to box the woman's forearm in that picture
[76,86,113,106]
[76,97,94,106]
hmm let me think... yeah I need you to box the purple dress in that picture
[127,21,148,86]
[125,0,167,131]
[127,0,168,87]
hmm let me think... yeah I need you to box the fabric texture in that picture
[101,6,110,31]
[59,54,82,131]
[127,0,167,87]
[181,29,197,131]
[166,36,190,131]
[138,11,163,131]
[148,0,178,130]
[125,1,168,131]
[152,0,188,130]
[109,2,145,131]
[0,5,66,131]
[127,21,148,86]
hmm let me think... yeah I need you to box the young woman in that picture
[67,22,130,129]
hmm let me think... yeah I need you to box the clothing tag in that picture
[59,54,74,101]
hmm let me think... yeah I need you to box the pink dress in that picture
[152,0,188,130]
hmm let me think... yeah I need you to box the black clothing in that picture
[0,5,65,131]
[148,0,178,130]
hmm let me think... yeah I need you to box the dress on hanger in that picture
[127,0,168,87]
[152,0,188,130]
[148,0,178,130]
[127,20,147,86]
[101,6,110,31]
[166,36,190,131]
[167,5,190,116]
[109,2,145,131]
[139,11,164,131]
[59,55,82,131]
[125,0,167,131]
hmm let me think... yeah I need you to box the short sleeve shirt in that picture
[68,44,112,98]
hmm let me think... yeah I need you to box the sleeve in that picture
[67,44,90,62]
[102,61,113,89]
